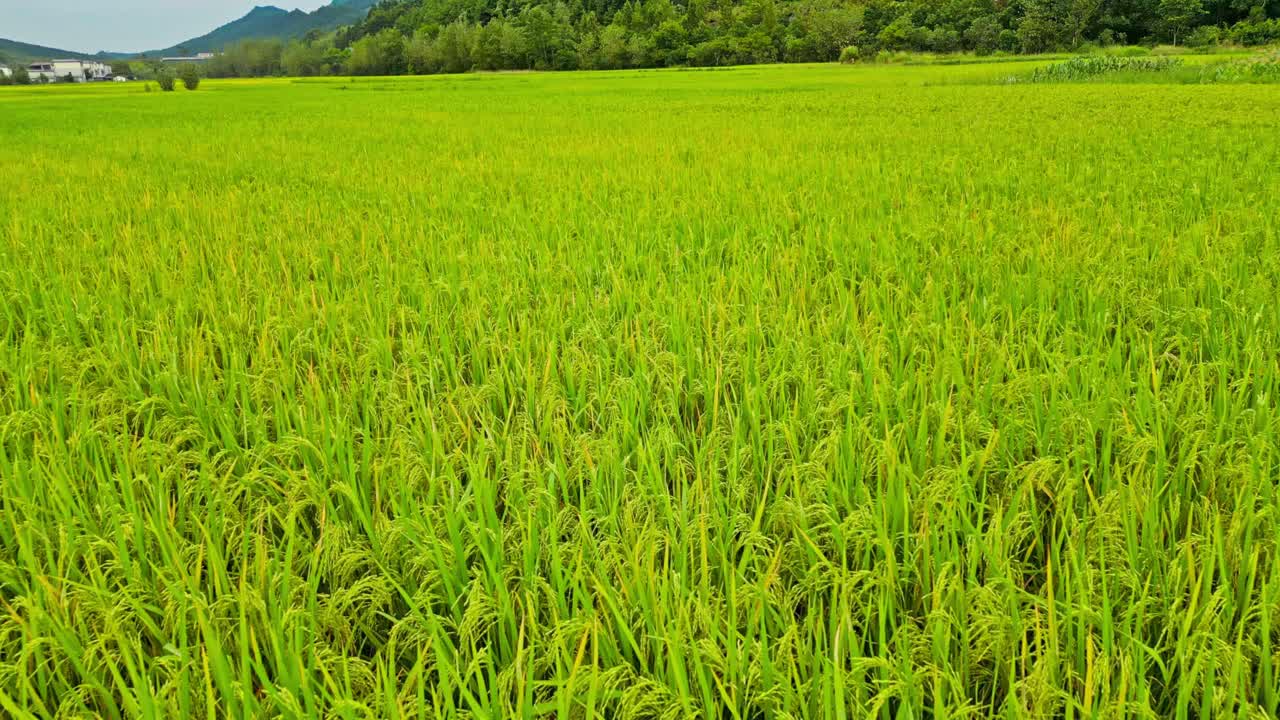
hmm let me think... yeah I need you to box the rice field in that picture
[1,62,1278,719]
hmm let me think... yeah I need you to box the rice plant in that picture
[1,62,1278,719]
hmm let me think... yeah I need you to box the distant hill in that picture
[145,0,378,56]
[0,38,125,63]
[1,0,376,64]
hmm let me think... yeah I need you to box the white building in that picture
[26,62,57,82]
[161,52,215,64]
[27,59,113,83]
[0,66,11,79]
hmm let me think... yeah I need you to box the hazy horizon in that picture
[0,1,330,54]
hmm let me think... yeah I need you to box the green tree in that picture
[497,21,529,68]
[520,5,569,69]
[878,14,927,50]
[965,15,1002,53]
[346,29,407,75]
[738,29,779,63]
[1064,0,1104,46]
[179,63,201,90]
[1017,0,1064,53]
[437,22,476,74]
[283,40,327,76]
[651,19,690,65]
[204,39,285,78]
[1159,0,1205,42]
[791,0,865,61]
[407,29,442,74]
[473,21,506,70]
[155,69,176,91]
[574,12,603,69]
[626,31,653,66]
[599,24,630,68]
[256,0,1233,72]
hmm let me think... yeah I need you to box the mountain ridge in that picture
[0,38,126,63]
[144,0,378,57]
[0,0,376,63]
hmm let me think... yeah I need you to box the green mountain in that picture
[0,0,377,65]
[0,38,125,63]
[146,0,379,56]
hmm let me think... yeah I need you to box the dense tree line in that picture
[176,0,1280,79]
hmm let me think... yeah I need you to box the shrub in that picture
[156,70,176,92]
[965,16,1002,56]
[1018,16,1060,53]
[1226,18,1280,46]
[689,37,737,67]
[997,29,1019,53]
[927,28,962,53]
[1185,25,1222,48]
[180,64,201,90]
[839,46,860,64]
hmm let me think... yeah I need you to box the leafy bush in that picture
[998,29,1019,52]
[965,16,1002,55]
[839,46,860,64]
[156,70,176,92]
[180,64,201,90]
[1185,25,1222,48]
[1226,18,1280,46]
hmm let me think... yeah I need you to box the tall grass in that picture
[1,64,1279,719]
[1006,50,1280,84]
[1014,56,1186,82]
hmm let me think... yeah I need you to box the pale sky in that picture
[1,1,328,54]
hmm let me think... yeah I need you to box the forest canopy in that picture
[191,0,1280,77]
